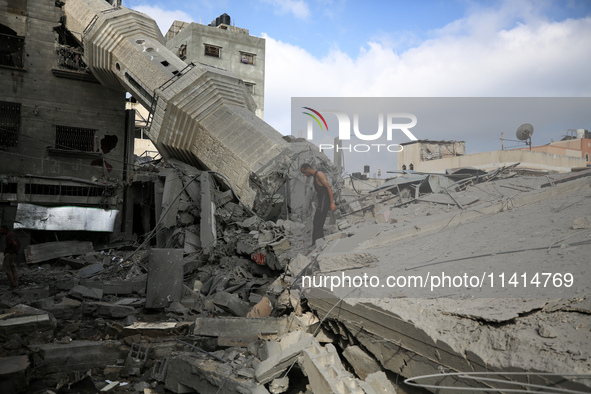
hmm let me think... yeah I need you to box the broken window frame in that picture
[240,52,255,65]
[53,125,96,152]
[0,101,21,148]
[0,32,25,69]
[177,44,187,60]
[244,82,255,95]
[204,44,221,58]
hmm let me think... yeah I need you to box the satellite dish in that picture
[516,123,534,141]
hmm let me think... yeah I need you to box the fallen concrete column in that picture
[145,248,184,309]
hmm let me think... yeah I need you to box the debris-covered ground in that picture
[1,164,590,393]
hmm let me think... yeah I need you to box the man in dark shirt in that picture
[300,163,336,247]
[0,226,20,287]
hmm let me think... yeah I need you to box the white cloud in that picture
[132,5,194,36]
[262,6,591,136]
[261,0,310,20]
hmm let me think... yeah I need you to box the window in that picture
[0,25,25,69]
[204,44,221,58]
[240,52,255,65]
[586,153,589,163]
[55,125,96,151]
[0,101,20,147]
[244,82,255,95]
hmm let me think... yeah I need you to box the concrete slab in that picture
[255,330,316,384]
[193,316,289,347]
[213,291,251,317]
[31,340,124,374]
[165,352,269,394]
[342,345,382,380]
[145,248,184,309]
[0,356,30,394]
[69,284,104,300]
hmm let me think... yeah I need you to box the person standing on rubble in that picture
[0,226,20,288]
[300,163,336,247]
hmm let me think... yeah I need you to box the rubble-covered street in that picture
[1,161,590,393]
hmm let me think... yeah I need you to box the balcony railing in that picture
[56,45,88,72]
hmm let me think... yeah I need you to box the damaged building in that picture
[1,0,590,394]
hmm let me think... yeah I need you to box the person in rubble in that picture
[300,163,336,247]
[0,226,20,288]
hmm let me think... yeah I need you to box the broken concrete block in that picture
[255,330,316,384]
[145,248,184,309]
[76,263,104,279]
[194,316,289,347]
[360,371,397,394]
[31,340,125,374]
[343,345,382,380]
[213,291,251,317]
[269,376,289,394]
[573,216,591,229]
[122,322,192,337]
[0,305,56,336]
[246,296,273,318]
[83,302,137,319]
[239,216,260,230]
[538,324,558,338]
[121,343,149,377]
[69,284,103,301]
[300,342,364,394]
[0,356,30,394]
[41,297,82,320]
[288,254,311,278]
[165,353,269,394]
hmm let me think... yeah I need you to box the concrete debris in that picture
[145,248,184,309]
[0,355,30,394]
[342,345,383,380]
[573,216,591,229]
[317,252,379,273]
[255,330,315,384]
[69,284,104,300]
[193,316,289,347]
[247,296,273,318]
[24,241,94,264]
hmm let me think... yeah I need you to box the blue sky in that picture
[123,0,591,172]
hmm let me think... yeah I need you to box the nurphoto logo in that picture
[302,107,419,153]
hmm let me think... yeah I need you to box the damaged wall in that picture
[0,1,128,180]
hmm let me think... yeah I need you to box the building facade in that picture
[0,0,133,244]
[165,15,266,119]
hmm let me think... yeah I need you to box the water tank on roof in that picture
[220,13,231,25]
[215,16,220,26]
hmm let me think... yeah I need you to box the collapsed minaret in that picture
[63,0,294,208]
